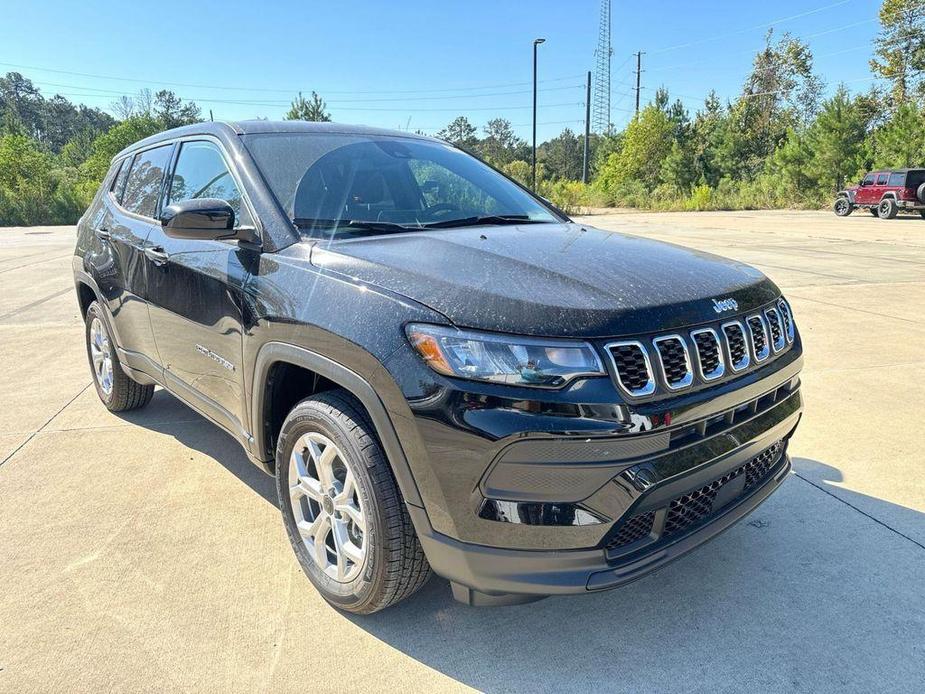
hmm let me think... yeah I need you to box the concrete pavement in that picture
[0,211,923,692]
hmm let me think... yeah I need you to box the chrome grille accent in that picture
[764,307,786,352]
[747,314,770,362]
[777,298,795,343]
[721,321,750,372]
[690,328,725,381]
[652,335,693,390]
[606,341,655,397]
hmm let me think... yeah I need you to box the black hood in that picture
[309,222,779,338]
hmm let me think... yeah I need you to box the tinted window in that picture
[110,158,131,202]
[888,172,905,187]
[876,173,889,185]
[122,145,173,218]
[907,170,925,188]
[167,141,251,226]
[243,133,557,235]
[863,174,875,185]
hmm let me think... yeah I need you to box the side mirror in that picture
[161,198,258,245]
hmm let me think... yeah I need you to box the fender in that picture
[836,189,855,204]
[250,341,425,509]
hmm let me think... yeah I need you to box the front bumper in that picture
[413,449,790,601]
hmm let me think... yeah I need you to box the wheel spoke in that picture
[336,502,365,534]
[316,444,338,488]
[331,520,348,579]
[296,514,324,540]
[290,446,309,479]
[293,476,324,502]
[336,470,356,503]
[313,516,331,567]
[340,538,364,566]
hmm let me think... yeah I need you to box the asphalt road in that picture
[1,210,923,692]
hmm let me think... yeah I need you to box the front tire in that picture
[833,197,852,216]
[276,390,431,614]
[878,198,898,219]
[84,301,154,411]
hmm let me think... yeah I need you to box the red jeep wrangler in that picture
[834,168,925,219]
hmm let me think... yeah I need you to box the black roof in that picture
[116,120,437,158]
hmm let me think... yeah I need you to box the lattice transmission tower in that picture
[592,0,612,133]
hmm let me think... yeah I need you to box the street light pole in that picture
[532,38,545,192]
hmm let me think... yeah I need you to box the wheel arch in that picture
[251,341,424,509]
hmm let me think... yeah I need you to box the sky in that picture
[0,0,883,142]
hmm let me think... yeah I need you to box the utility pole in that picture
[583,71,591,184]
[634,51,644,116]
[532,37,546,192]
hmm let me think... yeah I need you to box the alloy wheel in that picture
[89,317,114,395]
[288,432,367,582]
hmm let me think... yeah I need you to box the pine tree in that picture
[870,0,925,106]
[285,92,331,122]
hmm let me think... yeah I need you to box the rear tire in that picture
[869,208,879,217]
[84,301,154,412]
[276,389,431,614]
[833,197,852,216]
[919,211,925,219]
[878,197,898,219]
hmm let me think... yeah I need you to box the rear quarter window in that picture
[121,144,174,218]
[888,172,906,187]
[906,171,925,188]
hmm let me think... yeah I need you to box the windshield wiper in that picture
[293,218,419,233]
[420,214,544,229]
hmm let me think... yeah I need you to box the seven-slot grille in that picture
[652,336,692,389]
[606,299,794,399]
[607,341,655,396]
[747,315,770,361]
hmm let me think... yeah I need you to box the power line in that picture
[648,0,857,55]
[30,78,584,104]
[0,59,584,96]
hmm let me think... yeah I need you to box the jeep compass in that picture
[73,121,803,613]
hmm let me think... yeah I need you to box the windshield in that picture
[241,132,559,235]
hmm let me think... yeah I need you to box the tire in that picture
[919,211,925,219]
[833,197,852,216]
[276,389,431,614]
[869,208,879,217]
[84,301,154,411]
[878,197,898,219]
[917,182,925,204]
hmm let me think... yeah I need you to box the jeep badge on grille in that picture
[711,297,738,313]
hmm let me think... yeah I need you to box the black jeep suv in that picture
[73,121,803,613]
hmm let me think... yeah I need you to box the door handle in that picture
[144,246,170,266]
[95,226,111,241]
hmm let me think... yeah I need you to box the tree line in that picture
[1,0,922,225]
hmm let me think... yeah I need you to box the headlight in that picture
[405,323,605,387]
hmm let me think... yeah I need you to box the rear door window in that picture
[888,172,906,187]
[110,158,131,202]
[876,173,889,185]
[121,145,173,218]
